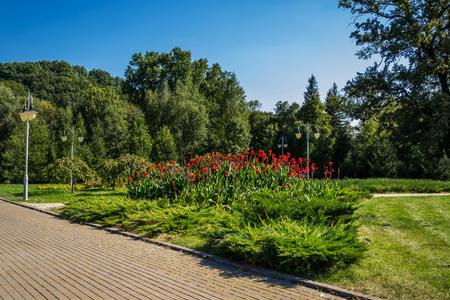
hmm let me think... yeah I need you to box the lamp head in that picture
[277,144,281,149]
[78,136,84,142]
[284,143,288,148]
[295,133,301,139]
[25,108,37,121]
[61,136,68,142]
[314,132,320,139]
[19,108,28,122]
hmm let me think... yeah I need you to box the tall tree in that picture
[123,47,198,106]
[200,63,250,153]
[0,84,21,145]
[298,75,329,126]
[325,83,349,129]
[340,0,450,162]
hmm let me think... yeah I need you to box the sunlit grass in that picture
[316,195,450,300]
[0,184,127,203]
[338,178,450,193]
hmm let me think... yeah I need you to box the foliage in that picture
[340,0,450,168]
[99,154,147,189]
[298,75,329,125]
[216,218,365,274]
[44,157,96,185]
[0,84,21,145]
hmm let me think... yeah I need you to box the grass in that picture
[338,178,450,193]
[0,184,127,203]
[316,195,450,300]
[1,181,449,299]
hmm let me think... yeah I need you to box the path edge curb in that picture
[0,197,384,300]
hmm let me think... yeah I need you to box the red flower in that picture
[142,161,145,165]
[128,176,132,180]
[170,160,175,163]
[256,169,261,174]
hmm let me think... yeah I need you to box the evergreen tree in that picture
[325,83,349,129]
[298,75,329,126]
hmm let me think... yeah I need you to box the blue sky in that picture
[0,0,374,112]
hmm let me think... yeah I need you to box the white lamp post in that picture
[19,91,37,200]
[277,136,288,156]
[61,126,84,189]
[296,123,320,179]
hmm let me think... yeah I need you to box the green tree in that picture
[44,157,96,191]
[123,47,198,106]
[152,126,178,163]
[142,80,208,160]
[2,101,53,182]
[201,63,251,153]
[248,107,277,152]
[89,69,118,87]
[0,85,21,146]
[340,0,450,173]
[325,83,350,129]
[128,116,153,158]
[80,86,129,159]
[298,75,329,126]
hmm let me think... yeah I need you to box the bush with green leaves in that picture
[44,157,96,185]
[215,218,366,274]
[99,153,147,188]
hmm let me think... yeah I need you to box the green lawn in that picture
[1,183,449,300]
[317,195,450,300]
[0,184,127,203]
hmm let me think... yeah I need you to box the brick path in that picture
[0,200,375,299]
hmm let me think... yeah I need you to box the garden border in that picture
[0,197,384,300]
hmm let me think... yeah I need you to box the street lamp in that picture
[296,123,320,179]
[277,136,288,156]
[61,126,84,189]
[19,91,37,200]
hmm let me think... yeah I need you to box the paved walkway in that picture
[0,200,379,300]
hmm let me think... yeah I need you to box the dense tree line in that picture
[1,1,449,182]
